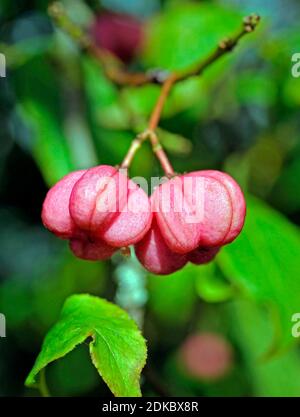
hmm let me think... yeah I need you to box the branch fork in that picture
[48,2,260,176]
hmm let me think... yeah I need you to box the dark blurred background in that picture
[1,0,300,397]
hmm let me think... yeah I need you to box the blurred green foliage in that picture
[1,0,300,397]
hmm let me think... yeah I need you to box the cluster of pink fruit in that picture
[42,165,246,275]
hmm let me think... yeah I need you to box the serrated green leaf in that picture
[217,196,300,351]
[25,294,147,397]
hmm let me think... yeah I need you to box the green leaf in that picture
[137,2,243,119]
[14,56,74,185]
[83,57,131,130]
[157,128,193,157]
[25,294,147,397]
[271,151,300,213]
[120,85,159,124]
[227,299,300,397]
[18,100,73,185]
[148,264,197,327]
[143,3,242,71]
[217,196,300,350]
[195,262,235,303]
[235,72,277,107]
[1,36,52,68]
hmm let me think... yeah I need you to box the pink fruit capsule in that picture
[188,246,220,265]
[69,165,152,247]
[135,219,187,275]
[152,171,246,254]
[69,236,116,261]
[188,170,246,245]
[41,170,86,239]
[42,165,152,262]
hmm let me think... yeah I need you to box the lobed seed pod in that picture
[188,246,220,265]
[42,165,152,261]
[42,170,87,239]
[135,170,245,275]
[135,219,187,275]
[151,171,246,254]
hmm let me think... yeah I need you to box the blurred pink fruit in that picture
[90,12,144,63]
[180,333,233,380]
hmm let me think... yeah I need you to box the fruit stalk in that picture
[122,14,260,173]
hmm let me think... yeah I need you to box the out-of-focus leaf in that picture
[143,2,242,71]
[84,58,206,126]
[101,0,159,18]
[1,37,52,68]
[0,246,107,331]
[271,151,300,213]
[157,128,192,156]
[63,0,94,26]
[120,85,159,125]
[18,100,73,185]
[82,59,154,173]
[1,11,53,68]
[83,57,131,129]
[63,105,98,169]
[26,294,147,397]
[245,136,283,197]
[228,299,300,397]
[138,2,247,119]
[217,196,300,351]
[14,57,74,185]
[195,262,235,303]
[82,56,117,106]
[120,77,207,124]
[31,253,107,329]
[283,77,300,107]
[164,78,207,117]
[224,152,251,191]
[235,72,277,107]
[0,209,107,330]
[148,264,197,326]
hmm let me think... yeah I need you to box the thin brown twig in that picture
[146,75,178,176]
[49,2,260,175]
[121,131,149,169]
[147,14,261,132]
[48,2,158,86]
[121,129,175,177]
[148,74,177,131]
[136,13,260,174]
[147,130,175,177]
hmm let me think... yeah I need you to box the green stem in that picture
[39,369,51,397]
